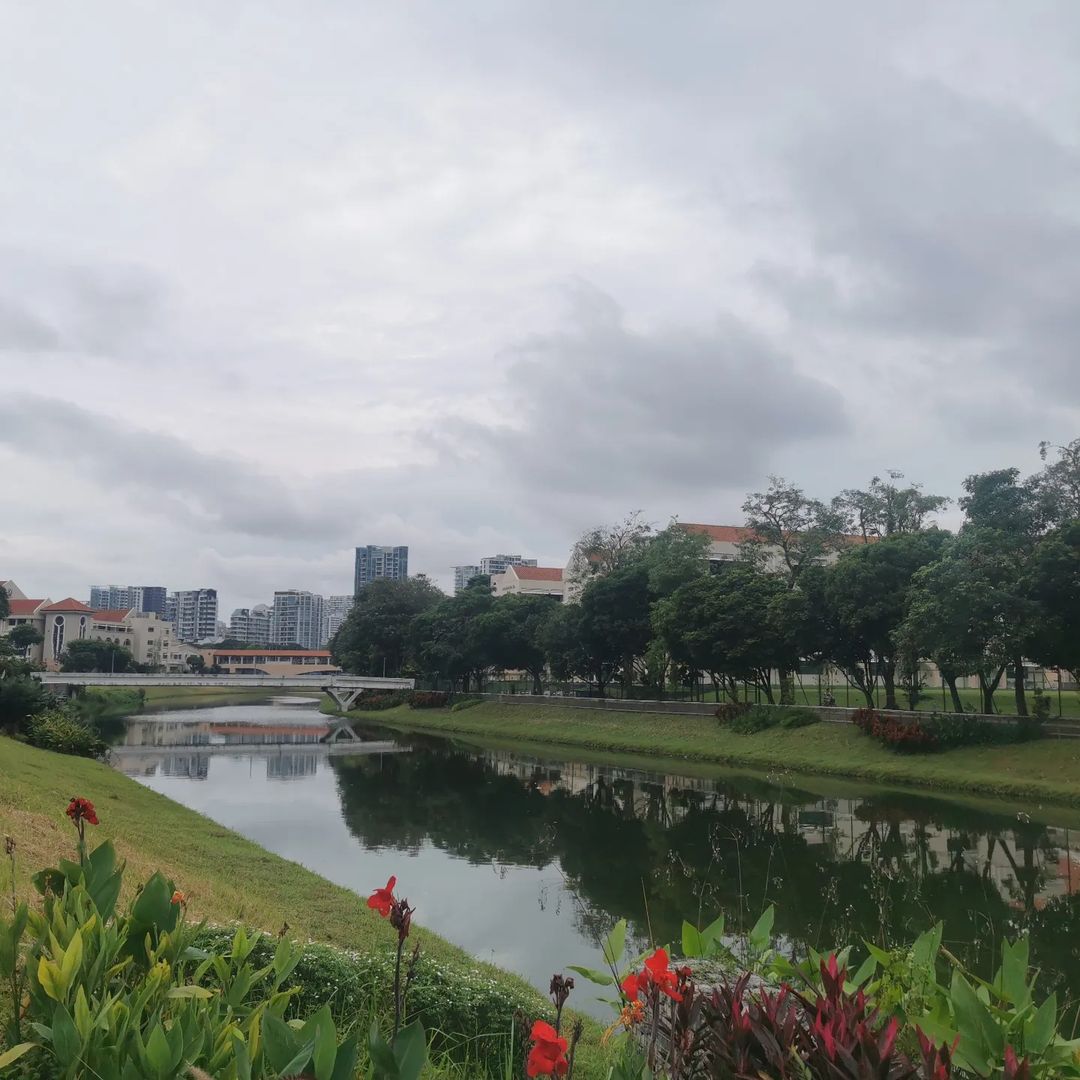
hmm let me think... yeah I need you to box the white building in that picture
[171,588,218,644]
[490,565,566,600]
[272,590,325,650]
[229,604,273,646]
[452,565,481,594]
[480,554,538,577]
[323,595,354,644]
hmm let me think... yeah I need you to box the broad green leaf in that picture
[329,1033,358,1080]
[0,1043,37,1070]
[950,971,996,1075]
[851,954,877,988]
[232,1032,251,1080]
[912,924,943,968]
[73,987,92,1041]
[166,985,215,999]
[681,921,704,959]
[61,929,83,984]
[748,906,774,953]
[277,1038,317,1080]
[567,965,614,986]
[367,1023,397,1075]
[393,1020,427,1080]
[262,1013,300,1074]
[52,1003,81,1069]
[602,920,627,968]
[998,937,1031,1009]
[145,1023,172,1077]
[308,1006,338,1080]
[1026,994,1057,1055]
[37,956,64,1002]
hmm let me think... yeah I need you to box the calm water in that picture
[113,699,1080,1015]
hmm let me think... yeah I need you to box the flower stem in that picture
[392,935,405,1038]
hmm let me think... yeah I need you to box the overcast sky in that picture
[3,2,1079,608]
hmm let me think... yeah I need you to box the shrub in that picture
[351,690,411,711]
[720,704,820,735]
[777,706,819,729]
[715,701,750,724]
[409,691,449,709]
[24,708,107,758]
[450,696,484,712]
[727,705,778,734]
[854,707,1042,753]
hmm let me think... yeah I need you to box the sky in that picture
[2,1,1079,609]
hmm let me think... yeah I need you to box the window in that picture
[52,616,65,657]
[79,615,87,639]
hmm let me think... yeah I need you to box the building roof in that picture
[92,609,134,623]
[512,565,564,582]
[8,598,48,616]
[206,648,333,658]
[679,523,759,544]
[42,598,94,613]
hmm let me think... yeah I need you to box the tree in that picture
[478,594,559,694]
[331,576,445,676]
[576,565,653,697]
[1035,438,1080,526]
[839,472,949,540]
[634,521,711,599]
[187,654,207,674]
[411,578,497,691]
[1025,521,1080,677]
[0,584,9,622]
[959,468,1042,537]
[61,639,137,673]
[741,477,849,702]
[539,603,590,685]
[8,623,43,657]
[566,512,653,586]
[653,564,799,704]
[902,530,1037,714]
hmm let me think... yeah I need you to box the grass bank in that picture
[0,738,609,1077]
[348,700,1080,807]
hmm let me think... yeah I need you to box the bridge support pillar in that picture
[321,719,359,744]
[325,687,363,712]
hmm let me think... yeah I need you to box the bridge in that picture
[36,672,414,712]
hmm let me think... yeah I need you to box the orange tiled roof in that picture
[209,649,332,657]
[679,523,760,544]
[513,566,564,582]
[42,598,94,612]
[93,609,134,623]
[8,598,47,616]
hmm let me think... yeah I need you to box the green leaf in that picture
[1026,993,1057,1055]
[166,985,215,999]
[262,1013,300,1074]
[602,920,627,968]
[701,912,725,946]
[330,1033,358,1080]
[37,956,64,1002]
[748,906,774,953]
[61,929,83,985]
[567,965,614,986]
[393,1021,427,1080]
[308,1006,338,1080]
[52,1003,82,1069]
[367,1023,397,1076]
[851,954,877,988]
[145,1023,172,1078]
[912,923,943,968]
[950,971,996,1075]
[277,1039,317,1080]
[681,921,704,959]
[0,1043,37,1070]
[232,1033,251,1080]
[998,937,1031,1009]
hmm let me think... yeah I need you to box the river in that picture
[112,698,1080,1016]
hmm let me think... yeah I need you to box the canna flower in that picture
[171,890,186,906]
[602,999,646,1044]
[526,1020,569,1077]
[622,947,683,1003]
[367,875,397,918]
[66,797,99,826]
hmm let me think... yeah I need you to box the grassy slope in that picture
[0,738,610,1076]
[356,701,1080,806]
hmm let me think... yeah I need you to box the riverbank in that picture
[0,738,609,1076]
[346,700,1080,807]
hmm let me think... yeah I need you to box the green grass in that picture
[351,700,1080,807]
[0,738,610,1077]
[141,685,302,710]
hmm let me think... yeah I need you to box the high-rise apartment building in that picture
[479,554,538,577]
[323,595,354,644]
[452,565,481,594]
[171,589,218,643]
[272,590,325,650]
[88,585,167,616]
[354,545,408,593]
[229,604,273,646]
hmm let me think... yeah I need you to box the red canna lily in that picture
[66,797,99,826]
[367,875,397,918]
[527,1020,569,1077]
[621,948,683,1004]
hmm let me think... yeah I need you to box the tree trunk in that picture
[979,666,1006,714]
[759,672,776,705]
[944,672,964,714]
[778,666,795,706]
[882,659,898,711]
[1013,659,1028,717]
[531,669,543,695]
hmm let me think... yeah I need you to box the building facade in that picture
[89,609,183,670]
[490,565,566,600]
[229,604,273,646]
[354,545,408,592]
[452,565,481,594]
[271,590,325,650]
[479,554,537,577]
[171,588,219,643]
[1,582,49,664]
[89,585,167,615]
[323,594,354,644]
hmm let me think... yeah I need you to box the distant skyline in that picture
[2,3,1078,607]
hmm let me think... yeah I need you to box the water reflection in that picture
[115,703,1080,1009]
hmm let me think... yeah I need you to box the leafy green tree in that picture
[331,576,445,676]
[1025,521,1080,677]
[411,578,497,691]
[7,623,43,657]
[539,603,590,685]
[576,565,653,697]
[815,530,951,709]
[477,594,558,693]
[839,471,949,539]
[902,530,1038,714]
[635,521,711,598]
[61,639,137,673]
[653,564,799,704]
[959,468,1042,537]
[187,653,206,674]
[566,511,653,586]
[1035,438,1080,525]
[0,584,9,622]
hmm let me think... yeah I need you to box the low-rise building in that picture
[490,565,566,600]
[89,608,182,671]
[198,648,339,675]
[1,581,50,664]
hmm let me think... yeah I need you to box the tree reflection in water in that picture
[329,736,1080,998]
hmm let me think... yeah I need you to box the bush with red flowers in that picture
[851,708,937,752]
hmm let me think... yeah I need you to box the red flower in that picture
[526,1020,568,1077]
[621,948,682,1003]
[171,890,186,906]
[66,797,99,826]
[367,875,397,918]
